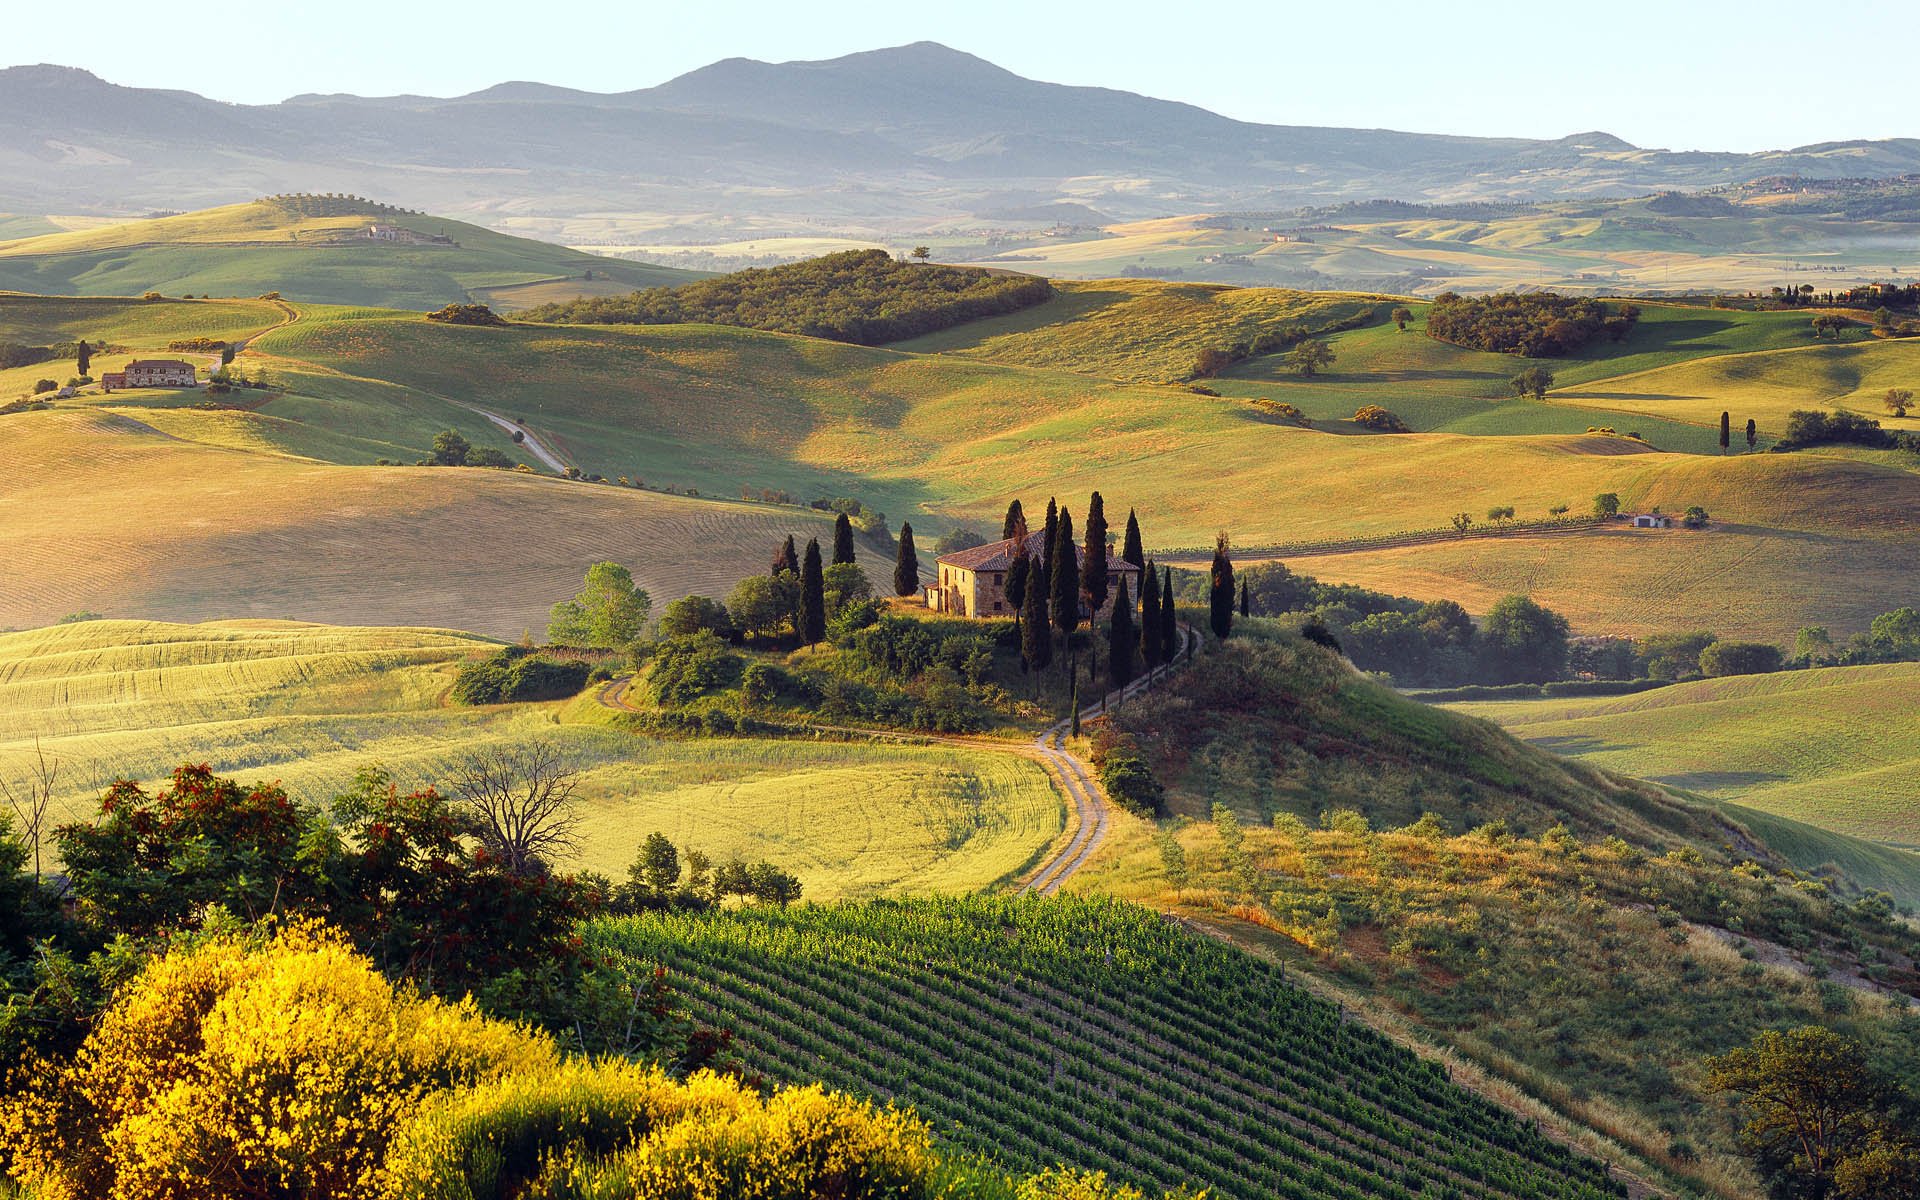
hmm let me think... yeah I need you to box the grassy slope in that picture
[0,294,289,398]
[1449,664,1920,847]
[0,619,1060,897]
[1550,336,1920,436]
[1069,628,1920,1196]
[0,410,890,637]
[0,201,699,309]
[589,896,1622,1200]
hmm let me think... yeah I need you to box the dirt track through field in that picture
[595,623,1197,894]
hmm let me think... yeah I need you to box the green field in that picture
[0,619,1062,898]
[589,896,1623,1200]
[0,200,700,309]
[1450,664,1920,847]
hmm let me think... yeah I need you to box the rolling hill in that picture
[1447,663,1920,847]
[0,196,698,308]
[0,618,1062,896]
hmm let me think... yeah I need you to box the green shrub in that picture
[452,649,592,705]
[647,632,741,707]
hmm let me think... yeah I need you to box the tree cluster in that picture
[1776,409,1920,453]
[424,303,508,327]
[523,250,1056,346]
[1426,293,1639,357]
[452,646,593,704]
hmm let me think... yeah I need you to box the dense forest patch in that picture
[522,250,1055,344]
[1426,293,1638,357]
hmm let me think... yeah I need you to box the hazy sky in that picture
[9,0,1915,152]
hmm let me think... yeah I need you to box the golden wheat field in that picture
[0,619,1063,897]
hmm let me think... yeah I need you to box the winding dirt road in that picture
[595,623,1198,894]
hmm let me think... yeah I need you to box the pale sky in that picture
[8,0,1915,152]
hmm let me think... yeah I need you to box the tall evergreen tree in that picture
[1041,498,1058,599]
[893,523,920,597]
[1160,568,1178,664]
[1745,418,1758,452]
[1001,499,1026,540]
[1020,552,1051,672]
[76,340,91,376]
[1005,532,1031,621]
[832,512,856,565]
[1050,508,1080,656]
[1240,579,1250,618]
[772,535,798,577]
[1139,558,1161,669]
[799,538,826,645]
[1209,533,1235,640]
[1121,508,1144,571]
[1081,492,1110,616]
[1108,576,1136,691]
[1719,410,1731,452]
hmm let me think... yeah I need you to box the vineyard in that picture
[588,896,1624,1200]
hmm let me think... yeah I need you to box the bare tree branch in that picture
[449,739,583,876]
[0,737,59,881]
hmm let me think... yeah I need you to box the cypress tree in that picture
[1005,535,1031,618]
[832,512,856,565]
[772,535,798,577]
[1209,533,1235,640]
[1050,507,1080,652]
[1041,498,1058,599]
[76,340,91,376]
[1240,579,1250,618]
[1081,491,1110,616]
[1001,499,1026,540]
[893,523,920,597]
[1020,551,1051,672]
[799,538,826,645]
[1121,508,1144,570]
[1160,568,1178,664]
[1139,558,1161,669]
[1719,410,1731,452]
[1108,576,1136,691]
[1745,418,1757,452]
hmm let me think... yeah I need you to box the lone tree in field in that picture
[547,561,651,648]
[430,429,472,466]
[1451,513,1473,535]
[1051,508,1080,661]
[1001,498,1026,540]
[1594,492,1620,518]
[1209,533,1235,640]
[1887,388,1915,418]
[832,512,856,565]
[1108,576,1136,691]
[910,246,932,263]
[1511,367,1554,401]
[1020,552,1051,673]
[1082,491,1111,617]
[1720,411,1731,452]
[1288,339,1335,377]
[75,340,90,376]
[1486,505,1516,526]
[1160,568,1179,664]
[892,523,919,597]
[450,740,583,876]
[1746,417,1758,452]
[1139,558,1162,669]
[799,537,826,645]
[772,534,798,577]
[1239,579,1249,618]
[1121,508,1144,570]
[1390,306,1413,332]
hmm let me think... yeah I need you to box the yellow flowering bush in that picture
[2,922,556,1200]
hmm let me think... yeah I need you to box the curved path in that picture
[595,623,1198,894]
[452,402,571,474]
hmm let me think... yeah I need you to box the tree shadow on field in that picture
[1524,735,1634,756]
[1648,770,1792,792]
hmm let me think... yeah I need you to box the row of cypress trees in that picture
[769,512,865,646]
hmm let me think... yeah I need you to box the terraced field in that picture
[590,896,1624,1200]
[1450,663,1920,846]
[0,620,1062,897]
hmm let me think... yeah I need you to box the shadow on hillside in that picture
[1558,390,1702,402]
[1650,770,1792,792]
[1525,734,1632,756]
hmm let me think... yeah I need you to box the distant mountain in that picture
[3,45,1918,225]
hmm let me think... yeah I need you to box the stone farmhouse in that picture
[100,359,196,389]
[928,529,1141,620]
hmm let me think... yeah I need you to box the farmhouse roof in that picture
[127,358,195,371]
[937,529,1141,574]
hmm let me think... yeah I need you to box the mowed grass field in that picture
[0,620,1062,898]
[0,294,290,399]
[0,410,888,637]
[1450,663,1920,848]
[0,200,699,308]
